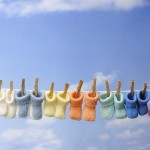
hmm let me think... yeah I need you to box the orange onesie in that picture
[83,92,99,121]
[70,91,84,121]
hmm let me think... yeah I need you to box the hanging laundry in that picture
[83,91,99,121]
[70,91,84,121]
[137,91,149,116]
[55,92,70,120]
[30,91,44,120]
[99,92,114,120]
[5,89,16,118]
[148,110,150,117]
[125,92,138,119]
[0,78,149,121]
[15,91,30,118]
[69,80,83,120]
[114,93,126,119]
[44,91,57,117]
[0,89,7,116]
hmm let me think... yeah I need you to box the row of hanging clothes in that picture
[0,78,149,121]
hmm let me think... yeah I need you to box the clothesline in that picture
[0,79,149,120]
[2,88,150,93]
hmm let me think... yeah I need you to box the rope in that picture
[2,89,150,93]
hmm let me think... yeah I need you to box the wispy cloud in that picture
[98,133,110,141]
[125,143,150,150]
[69,71,117,91]
[138,144,150,150]
[127,141,138,145]
[87,146,98,150]
[116,129,145,140]
[106,116,150,129]
[0,0,149,16]
[26,116,56,127]
[0,117,61,150]
[0,127,62,150]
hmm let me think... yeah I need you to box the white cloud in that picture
[32,145,49,150]
[69,71,116,91]
[1,129,23,140]
[116,129,145,140]
[106,116,150,129]
[0,116,61,150]
[113,0,147,10]
[87,146,98,150]
[139,144,150,150]
[0,127,62,150]
[26,116,56,127]
[127,141,138,145]
[128,148,137,150]
[128,143,150,150]
[0,0,148,16]
[98,133,110,141]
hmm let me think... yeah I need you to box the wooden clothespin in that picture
[63,83,69,97]
[92,78,96,97]
[10,80,13,95]
[34,78,39,97]
[130,80,135,97]
[49,82,54,97]
[76,80,83,98]
[21,78,25,96]
[142,82,147,96]
[0,80,2,91]
[106,80,110,97]
[115,80,122,96]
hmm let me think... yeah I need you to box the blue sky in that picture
[0,0,150,150]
